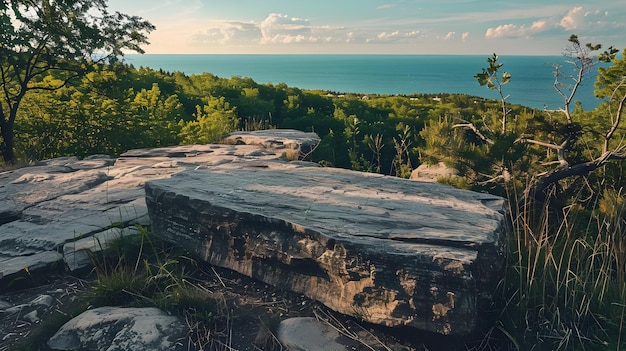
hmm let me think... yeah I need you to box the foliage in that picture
[474,53,511,134]
[5,18,626,350]
[0,0,154,163]
[16,64,184,159]
[179,97,239,144]
[87,225,228,346]
[445,37,626,351]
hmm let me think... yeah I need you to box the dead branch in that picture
[452,122,494,145]
[527,148,626,202]
[603,77,626,154]
[518,138,570,167]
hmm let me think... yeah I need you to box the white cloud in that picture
[260,13,311,39]
[190,13,346,46]
[367,29,423,43]
[531,20,548,31]
[377,4,396,10]
[484,5,624,42]
[560,6,584,30]
[405,30,421,37]
[485,19,550,39]
[377,31,401,40]
[483,6,606,41]
[557,7,620,36]
[190,21,261,45]
[485,24,516,39]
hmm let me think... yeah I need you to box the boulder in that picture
[224,129,321,156]
[410,162,459,182]
[47,307,188,351]
[145,166,509,336]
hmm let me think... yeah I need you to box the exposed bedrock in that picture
[145,166,509,336]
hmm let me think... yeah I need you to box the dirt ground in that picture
[0,264,475,351]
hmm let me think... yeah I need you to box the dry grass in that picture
[0,160,32,172]
[495,183,626,351]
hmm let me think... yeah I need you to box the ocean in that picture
[123,54,607,110]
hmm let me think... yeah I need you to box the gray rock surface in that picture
[277,317,348,351]
[145,166,509,336]
[1,128,509,341]
[0,130,314,288]
[410,162,459,182]
[0,294,55,324]
[47,307,188,351]
[224,129,320,156]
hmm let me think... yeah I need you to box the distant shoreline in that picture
[124,54,606,110]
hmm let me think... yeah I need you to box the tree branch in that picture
[452,122,494,145]
[603,77,626,153]
[518,138,570,167]
[528,149,626,201]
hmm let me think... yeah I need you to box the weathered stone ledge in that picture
[0,130,316,286]
[145,166,509,336]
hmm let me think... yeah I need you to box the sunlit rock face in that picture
[145,165,509,336]
[0,128,508,336]
[0,130,317,288]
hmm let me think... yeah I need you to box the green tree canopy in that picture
[0,0,154,163]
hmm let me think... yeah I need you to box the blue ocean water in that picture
[124,54,606,110]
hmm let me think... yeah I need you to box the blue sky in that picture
[106,0,626,55]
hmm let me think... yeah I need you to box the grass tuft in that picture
[493,182,626,351]
[85,225,230,348]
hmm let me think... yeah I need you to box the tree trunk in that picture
[1,119,15,164]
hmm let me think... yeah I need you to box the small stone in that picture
[23,310,39,323]
[277,317,347,351]
[0,299,12,310]
[29,294,54,307]
[47,307,188,351]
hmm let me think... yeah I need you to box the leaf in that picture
[502,72,511,85]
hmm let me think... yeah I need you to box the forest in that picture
[10,61,538,179]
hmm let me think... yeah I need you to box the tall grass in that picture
[498,183,626,350]
[86,225,231,350]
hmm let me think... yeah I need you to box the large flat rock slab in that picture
[145,167,509,336]
[0,130,317,288]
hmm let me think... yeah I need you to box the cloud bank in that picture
[485,6,620,40]
[189,12,429,48]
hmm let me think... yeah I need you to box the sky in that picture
[106,0,626,55]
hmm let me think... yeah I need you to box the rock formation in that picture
[0,130,317,288]
[145,165,508,336]
[47,307,188,351]
[0,128,508,342]
[410,162,459,182]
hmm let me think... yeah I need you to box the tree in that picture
[415,35,626,206]
[179,97,239,144]
[474,53,511,134]
[524,38,622,202]
[0,0,155,163]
